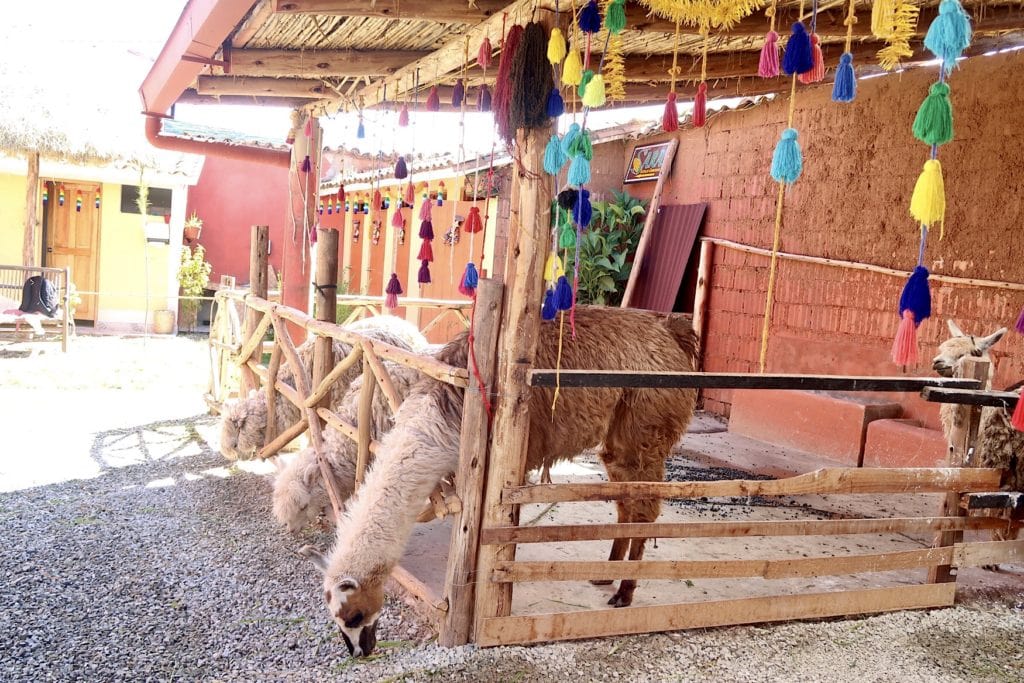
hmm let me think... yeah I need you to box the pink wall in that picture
[186,155,288,287]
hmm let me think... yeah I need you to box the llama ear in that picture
[947,319,966,338]
[338,577,360,592]
[978,328,1008,352]
[297,545,328,573]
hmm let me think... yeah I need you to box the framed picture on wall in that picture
[624,141,672,184]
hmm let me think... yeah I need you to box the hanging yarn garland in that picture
[759,0,781,78]
[871,0,920,71]
[663,19,681,131]
[493,23,525,144]
[692,31,710,127]
[567,128,593,187]
[509,22,555,132]
[600,0,627,103]
[832,0,858,102]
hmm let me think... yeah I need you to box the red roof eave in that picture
[139,0,257,115]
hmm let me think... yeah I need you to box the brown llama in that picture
[300,306,698,657]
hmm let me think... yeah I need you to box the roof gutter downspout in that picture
[144,115,291,168]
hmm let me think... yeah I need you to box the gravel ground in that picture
[2,335,1024,682]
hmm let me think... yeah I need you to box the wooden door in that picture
[46,181,100,320]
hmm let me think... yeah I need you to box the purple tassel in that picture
[395,156,408,179]
[417,260,432,284]
[419,220,434,240]
[1016,307,1024,335]
[385,273,403,309]
[477,84,492,112]
[542,288,557,320]
[452,79,466,108]
[300,155,312,173]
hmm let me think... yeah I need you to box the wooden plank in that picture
[229,48,430,77]
[264,342,282,446]
[440,278,504,647]
[304,343,362,408]
[964,492,1024,514]
[233,312,271,366]
[195,75,339,99]
[311,226,339,433]
[922,386,1019,409]
[273,0,508,23]
[528,370,982,391]
[387,564,446,630]
[690,239,713,362]
[493,547,954,583]
[953,539,1024,568]
[22,152,39,267]
[477,583,957,647]
[503,468,1004,505]
[620,139,678,309]
[480,516,1010,545]
[241,226,270,396]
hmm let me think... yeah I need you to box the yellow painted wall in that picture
[0,172,28,264]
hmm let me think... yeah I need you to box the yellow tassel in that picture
[547,27,567,65]
[870,0,897,37]
[603,33,627,102]
[910,159,946,236]
[582,74,606,107]
[544,253,564,282]
[562,47,583,86]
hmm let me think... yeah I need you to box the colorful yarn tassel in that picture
[562,48,583,86]
[356,118,365,139]
[1011,391,1024,432]
[581,74,606,108]
[555,275,574,310]
[924,0,972,72]
[394,156,408,179]
[459,262,479,297]
[557,188,579,211]
[770,128,803,184]
[798,34,825,83]
[572,189,592,228]
[391,207,404,228]
[477,84,492,112]
[418,239,433,262]
[300,155,312,173]
[493,24,524,142]
[662,92,679,131]
[758,31,780,78]
[544,133,568,175]
[1016,306,1024,335]
[385,274,403,309]
[909,160,946,229]
[477,36,493,70]
[544,253,564,282]
[568,155,591,187]
[547,27,567,65]
[419,220,434,240]
[452,79,465,108]
[891,266,931,366]
[546,87,565,117]
[693,82,707,127]
[561,123,581,156]
[605,0,627,34]
[832,52,856,102]
[891,309,920,366]
[426,86,440,112]
[913,82,954,146]
[417,260,431,284]
[579,0,602,33]
[782,23,814,75]
[464,206,484,233]
[419,197,433,222]
[404,182,415,206]
[542,288,557,320]
[398,104,409,127]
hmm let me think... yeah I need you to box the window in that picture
[120,185,173,218]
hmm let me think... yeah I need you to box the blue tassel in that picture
[357,120,365,139]
[573,189,592,228]
[555,275,574,310]
[561,123,581,156]
[831,52,856,103]
[546,87,565,118]
[579,0,602,34]
[544,134,568,175]
[782,23,813,75]
[770,128,802,184]
[542,288,557,320]
[568,155,591,187]
[924,0,972,72]
[899,266,932,324]
[459,262,479,297]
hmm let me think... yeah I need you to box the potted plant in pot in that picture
[183,211,203,243]
[177,244,212,332]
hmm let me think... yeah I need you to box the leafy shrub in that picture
[177,245,212,331]
[568,190,647,306]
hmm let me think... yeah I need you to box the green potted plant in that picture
[572,190,648,306]
[183,211,203,242]
[177,244,212,332]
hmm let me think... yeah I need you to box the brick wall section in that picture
[623,50,1024,427]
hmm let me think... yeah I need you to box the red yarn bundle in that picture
[493,24,525,144]
[693,83,708,127]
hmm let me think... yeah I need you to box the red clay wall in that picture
[624,49,1024,429]
[185,155,288,286]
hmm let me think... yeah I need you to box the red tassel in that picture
[398,104,409,127]
[477,36,493,70]
[891,310,919,366]
[418,239,434,262]
[692,82,707,127]
[404,182,415,206]
[373,190,382,209]
[1011,391,1024,432]
[419,197,432,221]
[309,226,318,244]
[798,34,826,84]
[493,24,524,143]
[338,185,345,204]
[304,118,312,137]
[426,86,440,112]
[464,206,483,233]
[391,207,404,228]
[662,92,679,132]
[1015,306,1024,334]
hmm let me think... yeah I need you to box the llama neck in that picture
[326,389,462,582]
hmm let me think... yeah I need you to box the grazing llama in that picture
[219,315,427,460]
[933,319,1023,550]
[301,306,699,657]
[272,362,423,532]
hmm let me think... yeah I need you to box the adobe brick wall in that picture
[623,50,1024,428]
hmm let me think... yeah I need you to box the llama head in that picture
[219,391,267,460]
[300,546,385,658]
[932,319,1007,378]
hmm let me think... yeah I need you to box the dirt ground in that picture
[1,333,1022,682]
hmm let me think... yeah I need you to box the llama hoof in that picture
[589,579,614,586]
[607,592,633,608]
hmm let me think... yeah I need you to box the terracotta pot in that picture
[153,309,175,335]
[184,225,202,242]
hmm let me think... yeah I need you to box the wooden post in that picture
[22,153,39,267]
[264,343,282,445]
[691,239,713,363]
[356,355,376,487]
[474,109,554,631]
[440,278,504,647]
[282,114,319,341]
[312,226,339,425]
[242,225,270,396]
[620,138,678,309]
[928,356,988,584]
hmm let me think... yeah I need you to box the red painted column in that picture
[281,114,320,342]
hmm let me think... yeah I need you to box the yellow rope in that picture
[669,18,681,93]
[767,0,778,33]
[551,309,566,416]
[844,0,857,54]
[700,29,710,82]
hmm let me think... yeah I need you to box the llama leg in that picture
[589,500,630,586]
[606,496,660,608]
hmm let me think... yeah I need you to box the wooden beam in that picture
[312,225,339,437]
[274,0,509,23]
[480,516,1010,545]
[196,75,340,99]
[22,153,39,267]
[954,539,1024,568]
[503,467,1004,505]
[231,0,274,48]
[921,386,1019,409]
[179,90,312,108]
[477,583,956,647]
[964,492,1024,514]
[229,48,430,78]
[528,370,981,392]
[355,355,376,487]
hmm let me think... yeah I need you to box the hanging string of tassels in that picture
[449,37,472,288]
[832,0,858,102]
[797,1,825,85]
[693,29,710,127]
[662,19,681,131]
[892,0,972,368]
[758,0,780,78]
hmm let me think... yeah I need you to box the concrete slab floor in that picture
[396,412,1023,622]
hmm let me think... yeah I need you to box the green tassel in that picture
[912,82,954,146]
[559,222,576,250]
[578,69,594,98]
[605,0,627,35]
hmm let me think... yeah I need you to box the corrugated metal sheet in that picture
[629,203,707,312]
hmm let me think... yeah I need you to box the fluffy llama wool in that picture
[219,315,427,461]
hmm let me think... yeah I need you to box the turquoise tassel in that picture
[568,155,591,187]
[924,0,972,72]
[770,128,802,184]
[561,123,581,156]
[544,134,567,175]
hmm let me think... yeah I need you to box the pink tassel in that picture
[1011,391,1024,432]
[798,34,825,84]
[426,86,440,112]
[758,31,780,78]
[309,226,317,244]
[662,92,678,132]
[1015,306,1024,334]
[404,182,415,206]
[692,83,707,127]
[477,36,493,70]
[391,207,404,228]
[419,197,432,221]
[891,310,919,366]
[304,118,312,137]
[398,104,409,127]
